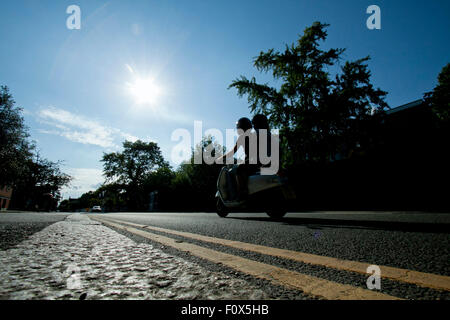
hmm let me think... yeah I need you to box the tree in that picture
[229,22,389,167]
[171,136,224,211]
[101,140,168,210]
[88,183,127,212]
[424,63,450,126]
[142,166,175,211]
[144,166,174,193]
[0,86,34,187]
[58,199,71,212]
[1,86,71,210]
[11,153,72,210]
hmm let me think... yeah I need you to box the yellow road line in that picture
[95,217,450,292]
[94,218,400,300]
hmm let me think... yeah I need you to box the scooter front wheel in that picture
[216,198,229,218]
[266,208,287,219]
[265,190,287,219]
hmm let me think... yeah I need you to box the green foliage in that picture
[170,136,224,211]
[1,86,72,210]
[0,86,34,187]
[102,140,168,185]
[101,140,169,210]
[97,183,127,212]
[11,153,72,210]
[424,63,450,125]
[229,22,389,166]
[58,199,71,211]
[79,190,101,209]
[144,166,175,192]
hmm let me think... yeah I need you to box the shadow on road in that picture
[229,216,450,234]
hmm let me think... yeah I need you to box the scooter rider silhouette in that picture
[215,117,259,200]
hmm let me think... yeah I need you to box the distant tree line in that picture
[61,22,448,213]
[0,86,72,211]
[59,136,224,212]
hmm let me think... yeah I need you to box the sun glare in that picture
[128,77,162,105]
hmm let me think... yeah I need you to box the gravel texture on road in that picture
[112,223,448,300]
[108,224,317,300]
[0,212,70,251]
[0,214,272,300]
[98,212,450,277]
[91,212,450,300]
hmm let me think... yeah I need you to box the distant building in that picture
[380,99,439,161]
[0,186,13,211]
[385,99,425,116]
[384,99,431,132]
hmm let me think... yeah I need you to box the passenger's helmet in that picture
[236,117,252,131]
[252,114,269,130]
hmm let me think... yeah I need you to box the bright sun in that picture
[127,77,162,105]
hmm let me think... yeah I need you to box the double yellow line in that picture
[91,217,450,300]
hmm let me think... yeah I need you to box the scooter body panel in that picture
[216,165,294,210]
[247,175,284,195]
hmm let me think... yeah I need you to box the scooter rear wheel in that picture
[216,198,229,218]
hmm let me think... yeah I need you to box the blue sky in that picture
[1,0,449,199]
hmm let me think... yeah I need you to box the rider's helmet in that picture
[236,117,252,132]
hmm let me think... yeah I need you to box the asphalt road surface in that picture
[0,211,70,250]
[90,211,450,300]
[1,211,449,300]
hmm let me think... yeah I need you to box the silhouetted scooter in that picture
[215,165,296,218]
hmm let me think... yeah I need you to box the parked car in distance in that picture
[91,206,102,213]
